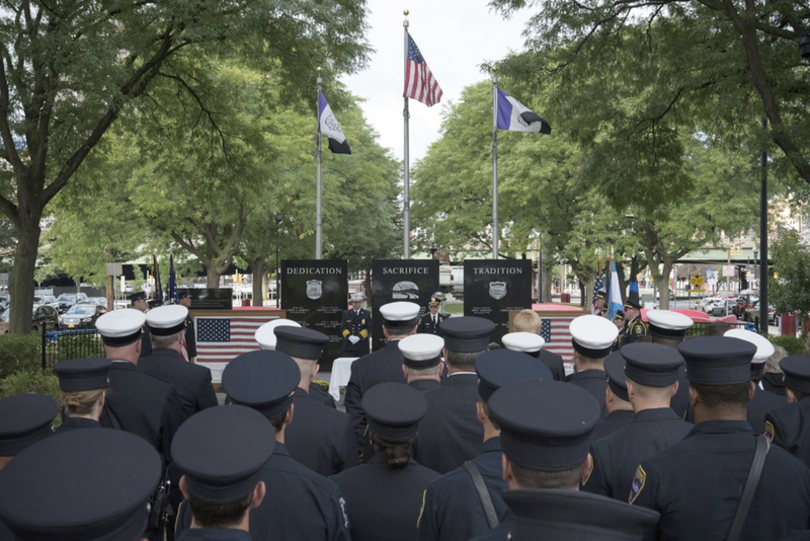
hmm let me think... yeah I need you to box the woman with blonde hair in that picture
[53,357,111,434]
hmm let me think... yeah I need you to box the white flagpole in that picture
[316,67,323,260]
[491,66,499,260]
[403,10,410,260]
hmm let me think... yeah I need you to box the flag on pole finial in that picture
[318,90,351,154]
[404,33,443,107]
[496,88,551,134]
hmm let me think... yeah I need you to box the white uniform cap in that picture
[398,334,444,369]
[351,293,366,301]
[724,328,775,364]
[646,310,693,339]
[254,319,302,350]
[502,332,545,353]
[96,309,146,346]
[569,315,619,358]
[145,305,188,336]
[380,302,420,327]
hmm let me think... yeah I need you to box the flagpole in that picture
[315,67,323,260]
[403,10,411,260]
[491,66,498,260]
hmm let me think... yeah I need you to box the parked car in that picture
[1,304,60,332]
[56,293,89,313]
[744,301,778,325]
[699,297,723,313]
[708,299,733,317]
[81,297,108,308]
[59,304,104,328]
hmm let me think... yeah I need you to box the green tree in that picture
[770,229,810,317]
[0,0,369,333]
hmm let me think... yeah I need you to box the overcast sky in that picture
[341,0,533,164]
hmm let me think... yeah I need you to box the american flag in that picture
[404,33,442,107]
[195,316,278,382]
[540,317,576,373]
[592,267,604,315]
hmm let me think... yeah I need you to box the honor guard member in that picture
[172,406,272,541]
[469,379,607,541]
[96,309,183,468]
[646,310,693,419]
[330,383,440,541]
[630,337,810,541]
[762,346,788,396]
[400,334,444,392]
[418,292,449,334]
[0,429,161,541]
[254,319,336,410]
[140,305,218,421]
[612,310,625,330]
[587,352,635,442]
[274,326,358,476]
[765,355,810,467]
[0,394,58,470]
[178,351,350,541]
[341,293,371,357]
[345,301,417,461]
[725,329,786,433]
[613,292,647,351]
[502,332,565,381]
[53,357,110,434]
[510,310,567,381]
[130,291,153,358]
[417,349,552,541]
[594,289,608,317]
[583,343,692,500]
[177,290,196,361]
[414,316,496,474]
[500,489,659,541]
[569,315,619,419]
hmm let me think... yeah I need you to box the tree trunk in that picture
[252,259,264,307]
[541,248,552,303]
[206,266,220,288]
[8,217,41,334]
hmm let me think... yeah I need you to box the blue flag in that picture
[152,254,163,302]
[318,90,351,154]
[607,260,622,320]
[496,87,551,134]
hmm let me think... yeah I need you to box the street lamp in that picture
[428,243,438,259]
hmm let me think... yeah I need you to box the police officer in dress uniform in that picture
[177,290,196,361]
[345,301,418,461]
[96,309,184,469]
[172,406,272,541]
[630,337,810,540]
[0,428,161,541]
[500,489,660,541]
[765,355,810,467]
[613,293,647,351]
[418,292,449,334]
[254,319,336,409]
[587,352,635,442]
[53,357,110,434]
[140,305,218,421]
[414,317,496,474]
[502,332,566,381]
[470,379,657,541]
[569,315,619,420]
[724,328,787,434]
[340,293,371,357]
[645,310,693,420]
[583,343,692,500]
[594,289,608,318]
[612,310,625,330]
[400,334,444,392]
[130,291,153,358]
[330,383,440,541]
[416,349,551,541]
[273,326,358,476]
[176,351,350,541]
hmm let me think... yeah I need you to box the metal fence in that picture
[42,327,103,369]
[686,320,751,337]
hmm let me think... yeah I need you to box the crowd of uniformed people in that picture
[1,290,810,540]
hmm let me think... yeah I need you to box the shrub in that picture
[767,334,806,356]
[0,333,41,380]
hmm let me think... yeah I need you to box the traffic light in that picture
[736,246,741,256]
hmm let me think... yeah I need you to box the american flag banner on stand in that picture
[591,263,604,315]
[539,317,577,374]
[195,314,281,382]
[404,32,442,107]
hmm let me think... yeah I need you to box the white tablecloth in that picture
[329,357,358,402]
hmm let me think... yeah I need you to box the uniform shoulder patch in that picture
[764,421,775,443]
[339,496,350,529]
[633,323,644,335]
[628,465,646,504]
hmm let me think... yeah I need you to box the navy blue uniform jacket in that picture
[138,348,218,421]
